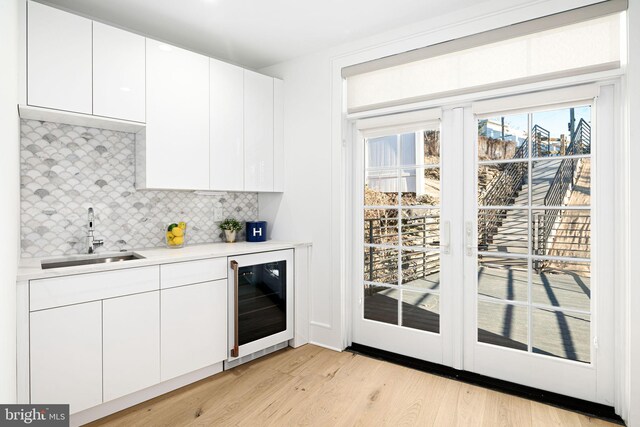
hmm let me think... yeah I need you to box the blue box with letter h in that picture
[246,221,267,242]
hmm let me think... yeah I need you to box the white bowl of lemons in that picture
[166,222,187,248]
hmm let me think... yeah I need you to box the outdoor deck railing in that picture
[534,119,591,270]
[478,139,529,249]
[364,214,440,285]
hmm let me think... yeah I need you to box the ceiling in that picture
[39,0,507,69]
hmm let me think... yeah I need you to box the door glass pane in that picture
[478,209,529,254]
[366,135,397,168]
[365,170,398,206]
[362,125,441,333]
[401,249,439,289]
[532,209,591,258]
[532,308,590,363]
[423,130,440,166]
[364,209,399,245]
[478,113,529,161]
[531,106,592,158]
[475,102,594,365]
[478,162,529,207]
[402,290,439,333]
[364,247,398,285]
[364,284,398,325]
[401,167,440,206]
[532,260,590,311]
[531,158,591,206]
[401,208,439,249]
[478,301,528,351]
[478,256,528,303]
[399,133,417,166]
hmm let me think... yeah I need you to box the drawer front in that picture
[30,266,159,311]
[160,258,226,289]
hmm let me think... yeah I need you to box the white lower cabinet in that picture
[30,301,103,413]
[103,291,160,401]
[161,280,227,381]
[27,262,229,416]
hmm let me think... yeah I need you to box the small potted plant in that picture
[219,218,242,243]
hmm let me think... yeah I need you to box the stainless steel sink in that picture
[41,252,145,270]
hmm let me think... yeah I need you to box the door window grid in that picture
[475,105,593,364]
[363,129,442,332]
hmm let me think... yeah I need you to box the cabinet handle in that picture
[230,260,239,358]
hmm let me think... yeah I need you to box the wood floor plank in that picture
[481,389,532,427]
[454,382,488,427]
[432,377,464,426]
[88,345,619,427]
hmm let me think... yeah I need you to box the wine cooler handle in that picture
[230,260,239,358]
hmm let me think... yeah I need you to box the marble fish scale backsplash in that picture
[20,119,259,258]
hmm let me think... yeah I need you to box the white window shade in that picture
[347,13,624,113]
[356,108,440,138]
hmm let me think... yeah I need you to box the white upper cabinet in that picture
[25,4,284,192]
[93,22,145,122]
[210,59,244,191]
[144,39,210,190]
[273,78,285,192]
[27,2,92,114]
[244,70,274,192]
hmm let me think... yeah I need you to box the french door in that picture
[351,84,615,404]
[351,109,458,363]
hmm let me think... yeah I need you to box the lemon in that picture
[172,227,184,237]
[173,236,184,246]
[166,232,174,240]
[178,221,187,230]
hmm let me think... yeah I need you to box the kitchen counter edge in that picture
[17,241,312,282]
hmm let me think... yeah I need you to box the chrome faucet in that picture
[87,207,104,254]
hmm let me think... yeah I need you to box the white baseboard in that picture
[70,362,223,427]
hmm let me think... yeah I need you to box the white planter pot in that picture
[224,230,237,243]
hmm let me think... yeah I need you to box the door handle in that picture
[441,221,450,254]
[230,260,239,358]
[465,221,474,256]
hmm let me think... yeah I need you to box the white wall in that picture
[259,0,635,422]
[626,0,640,424]
[259,49,339,347]
[0,0,21,404]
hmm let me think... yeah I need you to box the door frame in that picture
[345,78,622,405]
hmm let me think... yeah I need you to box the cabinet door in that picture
[27,2,92,114]
[161,280,227,381]
[273,78,285,192]
[145,39,210,190]
[103,291,160,402]
[30,301,102,413]
[93,22,145,122]
[244,70,274,192]
[210,59,244,191]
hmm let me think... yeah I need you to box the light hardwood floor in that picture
[89,345,617,427]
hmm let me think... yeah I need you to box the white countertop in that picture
[17,241,311,282]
